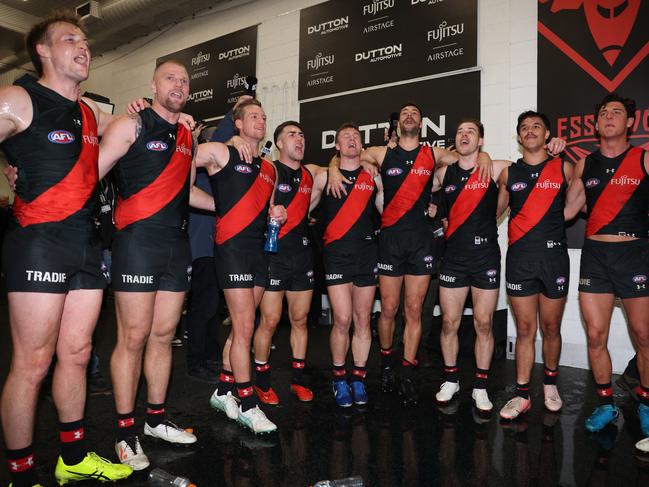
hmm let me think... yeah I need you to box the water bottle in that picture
[264,218,280,253]
[313,476,364,487]
[148,467,196,487]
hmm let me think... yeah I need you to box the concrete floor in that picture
[1,293,648,486]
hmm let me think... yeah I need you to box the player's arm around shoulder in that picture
[564,157,586,220]
[0,85,33,142]
[98,113,140,179]
[195,141,231,175]
[310,166,328,211]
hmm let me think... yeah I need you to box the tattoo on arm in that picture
[128,113,142,140]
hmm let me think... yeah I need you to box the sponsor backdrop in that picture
[299,0,477,100]
[538,0,649,247]
[157,25,257,120]
[300,71,479,165]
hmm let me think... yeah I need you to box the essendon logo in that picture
[386,167,403,176]
[234,164,252,174]
[511,182,527,191]
[48,130,75,144]
[585,177,600,188]
[146,141,168,151]
[277,183,292,193]
[538,0,648,93]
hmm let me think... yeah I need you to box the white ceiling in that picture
[0,0,241,75]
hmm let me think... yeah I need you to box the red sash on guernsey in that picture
[324,170,375,245]
[279,166,312,239]
[586,146,644,237]
[215,159,275,245]
[13,102,99,227]
[445,169,490,239]
[381,145,435,229]
[508,158,563,245]
[114,124,193,230]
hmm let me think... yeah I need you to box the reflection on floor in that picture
[1,299,648,486]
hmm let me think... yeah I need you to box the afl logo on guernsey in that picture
[556,276,566,285]
[146,141,168,151]
[423,255,434,263]
[585,178,600,188]
[510,182,527,192]
[632,275,647,284]
[444,184,457,193]
[486,269,498,278]
[278,184,292,193]
[48,130,75,144]
[234,164,252,174]
[386,168,403,176]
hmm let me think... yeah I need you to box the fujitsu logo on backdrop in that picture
[363,0,395,16]
[227,73,246,89]
[191,51,210,66]
[307,52,335,70]
[427,20,464,42]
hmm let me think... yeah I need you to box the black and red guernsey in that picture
[381,144,435,231]
[442,164,498,253]
[210,146,276,249]
[1,75,99,230]
[507,157,567,254]
[322,167,377,248]
[272,161,313,251]
[113,108,193,231]
[582,146,648,238]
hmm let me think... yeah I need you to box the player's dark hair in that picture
[26,10,87,77]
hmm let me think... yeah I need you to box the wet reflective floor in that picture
[1,297,648,486]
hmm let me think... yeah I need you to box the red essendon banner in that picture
[538,0,649,247]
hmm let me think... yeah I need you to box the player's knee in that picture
[473,315,493,335]
[380,301,399,320]
[260,313,281,333]
[15,350,54,385]
[586,328,606,350]
[333,313,352,331]
[541,321,561,341]
[516,321,537,341]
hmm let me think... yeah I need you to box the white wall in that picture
[79,0,633,371]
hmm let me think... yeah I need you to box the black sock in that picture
[636,384,649,407]
[116,412,137,441]
[351,365,367,383]
[237,381,257,412]
[254,361,272,391]
[7,446,38,487]
[444,364,459,383]
[380,347,395,369]
[59,419,87,465]
[544,367,558,385]
[291,358,305,385]
[146,402,165,428]
[596,382,614,406]
[516,382,530,400]
[474,368,489,389]
[401,359,417,379]
[332,363,346,381]
[217,369,235,394]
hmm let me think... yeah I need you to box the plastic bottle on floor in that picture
[148,468,196,487]
[313,476,364,487]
